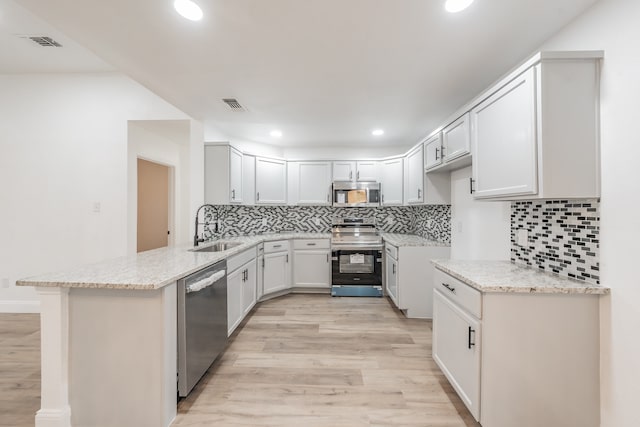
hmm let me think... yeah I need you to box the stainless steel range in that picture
[330,217,384,297]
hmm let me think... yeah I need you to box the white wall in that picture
[538,1,640,425]
[450,166,511,260]
[0,72,202,312]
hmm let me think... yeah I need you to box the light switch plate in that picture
[517,228,529,247]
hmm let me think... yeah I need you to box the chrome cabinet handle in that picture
[256,192,260,201]
[392,264,396,274]
[349,171,352,180]
[326,254,329,263]
[307,242,316,246]
[417,188,422,199]
[469,178,475,194]
[231,189,235,200]
[468,327,476,349]
[286,254,289,263]
[357,170,360,180]
[273,244,282,248]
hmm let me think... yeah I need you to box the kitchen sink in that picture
[192,242,243,253]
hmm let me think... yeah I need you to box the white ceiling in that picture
[7,0,599,148]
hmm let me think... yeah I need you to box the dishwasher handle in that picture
[186,270,226,293]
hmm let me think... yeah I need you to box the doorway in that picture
[137,158,171,252]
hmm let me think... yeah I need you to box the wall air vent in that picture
[19,35,63,47]
[222,98,245,111]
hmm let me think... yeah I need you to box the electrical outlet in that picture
[1,278,10,288]
[457,221,463,233]
[92,202,101,213]
[517,228,529,247]
[314,217,320,226]
[386,217,395,225]
[261,218,267,227]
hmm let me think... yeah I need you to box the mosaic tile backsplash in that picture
[511,199,600,284]
[202,205,451,243]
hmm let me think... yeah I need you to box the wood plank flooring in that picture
[0,313,40,427]
[0,295,480,427]
[174,294,480,427]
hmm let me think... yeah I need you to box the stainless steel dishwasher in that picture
[177,260,227,397]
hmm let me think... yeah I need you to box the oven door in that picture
[331,249,383,286]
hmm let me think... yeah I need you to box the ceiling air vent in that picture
[19,35,63,47]
[222,98,245,111]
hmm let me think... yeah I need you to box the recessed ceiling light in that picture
[372,129,384,136]
[174,0,203,21]
[270,130,283,138]
[445,0,474,13]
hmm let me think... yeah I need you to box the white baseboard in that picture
[0,300,41,313]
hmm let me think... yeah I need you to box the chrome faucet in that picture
[193,204,218,247]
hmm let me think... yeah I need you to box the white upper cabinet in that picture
[471,53,601,200]
[204,144,243,205]
[442,113,471,163]
[289,161,332,205]
[405,145,424,204]
[471,68,537,199]
[332,161,378,182]
[356,161,379,181]
[332,161,355,181]
[424,133,443,171]
[380,158,404,205]
[255,157,287,204]
[242,154,255,205]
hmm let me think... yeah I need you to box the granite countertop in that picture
[431,259,609,295]
[381,233,449,247]
[17,233,330,291]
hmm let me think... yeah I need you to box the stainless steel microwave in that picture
[332,182,381,207]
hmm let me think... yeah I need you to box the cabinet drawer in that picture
[293,239,330,250]
[264,240,290,254]
[434,269,482,318]
[385,244,398,259]
[227,247,257,273]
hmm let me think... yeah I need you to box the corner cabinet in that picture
[380,158,404,205]
[471,53,602,200]
[288,161,332,205]
[204,145,244,204]
[255,157,287,204]
[404,145,424,204]
[263,240,291,295]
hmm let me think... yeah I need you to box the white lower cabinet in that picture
[384,243,450,318]
[227,248,257,336]
[256,244,264,300]
[263,240,291,295]
[292,239,331,288]
[433,288,481,420]
[432,268,601,427]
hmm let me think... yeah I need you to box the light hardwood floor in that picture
[0,295,480,427]
[0,313,40,427]
[174,294,480,427]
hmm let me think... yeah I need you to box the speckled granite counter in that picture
[381,233,449,247]
[432,259,609,295]
[17,233,330,290]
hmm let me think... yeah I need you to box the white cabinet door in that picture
[433,290,481,420]
[229,147,243,203]
[385,253,398,306]
[256,254,264,300]
[255,157,287,204]
[332,161,355,181]
[424,134,443,170]
[356,161,378,181]
[297,162,332,205]
[242,259,257,316]
[242,154,255,205]
[293,250,330,288]
[380,158,403,205]
[443,113,470,163]
[263,251,290,294]
[471,67,537,199]
[405,145,424,204]
[227,267,243,336]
